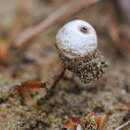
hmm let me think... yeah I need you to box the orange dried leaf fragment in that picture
[64,117,80,130]
[115,104,130,110]
[11,80,47,95]
[96,114,107,130]
[0,41,9,63]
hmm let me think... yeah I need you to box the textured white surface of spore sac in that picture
[56,20,97,58]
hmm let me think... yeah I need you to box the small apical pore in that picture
[56,19,107,83]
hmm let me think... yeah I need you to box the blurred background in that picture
[0,0,130,129]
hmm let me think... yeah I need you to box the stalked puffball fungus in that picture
[56,20,107,83]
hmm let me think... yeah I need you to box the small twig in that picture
[115,121,130,130]
[115,104,130,110]
[11,80,47,95]
[106,0,130,55]
[11,0,100,57]
[0,0,26,64]
[44,0,70,4]
[8,0,26,46]
[108,14,130,54]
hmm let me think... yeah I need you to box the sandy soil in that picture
[0,0,130,130]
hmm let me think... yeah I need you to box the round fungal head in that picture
[56,19,98,58]
[56,20,107,83]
